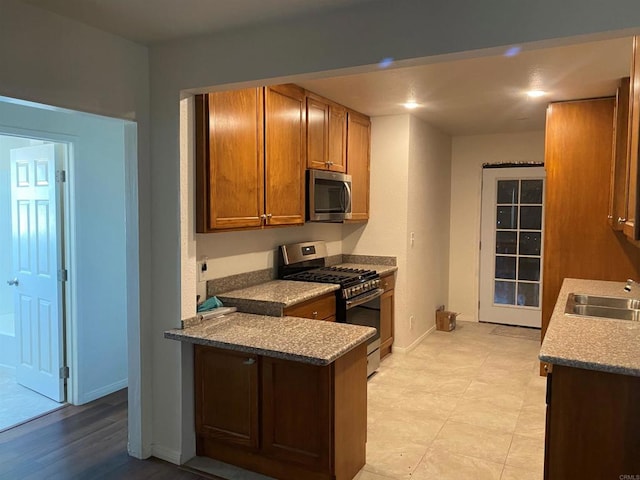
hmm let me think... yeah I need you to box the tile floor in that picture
[189,320,546,480]
[0,364,65,432]
[357,320,545,480]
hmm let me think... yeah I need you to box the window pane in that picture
[520,180,543,204]
[495,281,516,305]
[519,231,541,256]
[520,206,542,230]
[517,283,540,307]
[496,256,516,279]
[497,180,519,204]
[497,206,518,229]
[518,257,540,281]
[496,231,517,254]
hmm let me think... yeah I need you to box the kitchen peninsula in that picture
[540,278,640,479]
[165,307,375,480]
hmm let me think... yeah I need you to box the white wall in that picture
[344,115,451,350]
[406,116,452,345]
[448,131,546,321]
[0,0,150,458]
[0,100,130,404]
[152,0,640,462]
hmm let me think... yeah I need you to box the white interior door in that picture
[479,166,545,328]
[10,144,65,402]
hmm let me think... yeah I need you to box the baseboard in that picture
[78,378,128,405]
[392,325,436,354]
[152,444,182,465]
[457,313,477,322]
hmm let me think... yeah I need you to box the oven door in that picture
[344,288,383,376]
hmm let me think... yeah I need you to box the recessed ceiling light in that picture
[527,90,546,98]
[403,101,419,109]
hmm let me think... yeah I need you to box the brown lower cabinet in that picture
[544,364,640,479]
[194,342,367,480]
[379,273,395,359]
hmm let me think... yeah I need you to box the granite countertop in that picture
[218,280,339,316]
[539,278,640,376]
[164,312,375,365]
[335,263,398,277]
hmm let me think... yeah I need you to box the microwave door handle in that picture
[343,181,352,213]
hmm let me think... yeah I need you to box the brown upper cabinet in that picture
[624,36,640,241]
[195,84,306,233]
[306,93,347,173]
[346,111,371,222]
[610,36,640,244]
[609,77,630,231]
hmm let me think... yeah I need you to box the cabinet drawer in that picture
[284,293,336,320]
[380,273,395,292]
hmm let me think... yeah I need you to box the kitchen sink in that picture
[565,293,640,321]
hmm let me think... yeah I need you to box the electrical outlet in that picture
[410,232,415,247]
[409,315,414,329]
[197,258,214,283]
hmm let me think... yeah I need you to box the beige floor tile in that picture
[353,469,397,480]
[405,371,474,396]
[501,465,542,480]
[449,397,521,433]
[431,420,513,464]
[505,434,545,471]
[523,375,547,407]
[364,441,427,479]
[367,408,446,447]
[400,389,460,420]
[463,379,527,409]
[513,404,546,440]
[475,367,532,388]
[411,447,504,480]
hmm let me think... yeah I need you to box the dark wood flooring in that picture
[0,388,216,480]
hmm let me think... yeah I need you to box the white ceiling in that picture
[19,0,379,45]
[297,37,633,135]
[17,1,633,136]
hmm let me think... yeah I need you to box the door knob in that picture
[618,217,627,224]
[7,278,18,286]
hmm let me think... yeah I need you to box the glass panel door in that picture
[479,167,545,327]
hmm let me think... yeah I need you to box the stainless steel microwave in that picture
[307,169,352,222]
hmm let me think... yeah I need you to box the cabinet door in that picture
[328,104,347,173]
[262,357,332,472]
[195,89,264,232]
[306,95,347,173]
[379,289,394,359]
[624,36,640,241]
[346,111,371,221]
[194,345,259,449]
[306,96,329,170]
[609,77,630,231]
[265,84,306,227]
[545,365,640,479]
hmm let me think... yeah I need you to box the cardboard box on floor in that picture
[435,307,458,331]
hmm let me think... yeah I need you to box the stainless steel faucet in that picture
[624,279,639,292]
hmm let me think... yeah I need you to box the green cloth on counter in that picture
[197,296,223,312]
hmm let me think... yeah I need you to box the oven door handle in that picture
[346,288,384,309]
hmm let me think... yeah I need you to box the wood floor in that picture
[0,388,214,480]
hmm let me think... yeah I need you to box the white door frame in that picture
[479,165,545,328]
[1,125,77,404]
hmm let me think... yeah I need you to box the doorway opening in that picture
[479,165,546,328]
[0,135,68,431]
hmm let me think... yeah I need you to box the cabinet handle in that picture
[618,217,627,224]
[243,358,256,365]
[607,214,613,220]
[312,311,318,318]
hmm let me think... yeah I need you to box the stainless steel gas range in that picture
[279,241,382,376]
